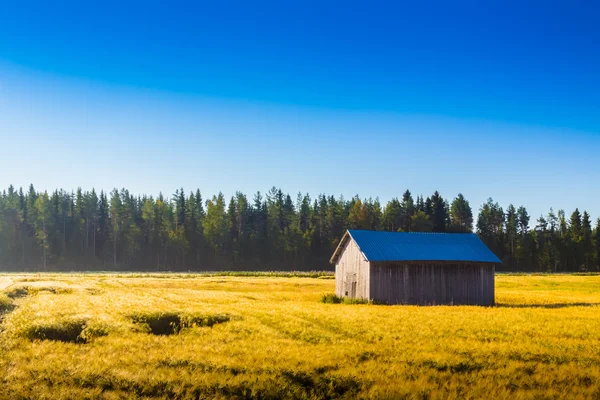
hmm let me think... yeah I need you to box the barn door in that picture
[345,273,357,298]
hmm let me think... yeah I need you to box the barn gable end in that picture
[333,233,369,299]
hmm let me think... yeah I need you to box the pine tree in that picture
[326,195,346,245]
[570,208,583,270]
[581,211,594,271]
[34,192,51,269]
[193,190,206,267]
[371,198,383,231]
[109,189,121,267]
[141,196,157,267]
[227,195,239,260]
[557,210,570,270]
[424,196,433,219]
[0,192,5,266]
[175,188,186,228]
[504,205,518,268]
[195,190,205,219]
[415,195,425,213]
[450,194,473,233]
[119,189,140,266]
[594,219,600,272]
[155,194,172,269]
[74,187,86,256]
[309,198,323,256]
[546,208,559,271]
[297,193,312,261]
[97,191,110,263]
[430,191,447,232]
[516,206,530,270]
[17,187,27,264]
[2,186,21,265]
[535,215,549,272]
[400,190,415,232]
[88,189,99,259]
[298,193,311,234]
[250,191,268,265]
[476,198,505,259]
[26,184,38,228]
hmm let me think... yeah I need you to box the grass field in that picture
[1,273,600,399]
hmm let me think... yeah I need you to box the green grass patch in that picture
[5,286,29,299]
[320,293,371,304]
[280,368,362,398]
[0,293,12,312]
[5,285,73,298]
[320,293,343,303]
[22,318,89,343]
[128,312,232,335]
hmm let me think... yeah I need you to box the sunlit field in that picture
[1,273,600,399]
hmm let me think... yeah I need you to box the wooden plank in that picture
[369,262,495,305]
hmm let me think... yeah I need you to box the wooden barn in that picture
[330,230,501,305]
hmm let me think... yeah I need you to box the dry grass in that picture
[0,273,599,399]
[0,292,11,312]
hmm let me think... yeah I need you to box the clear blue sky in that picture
[0,1,598,222]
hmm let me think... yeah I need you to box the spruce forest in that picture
[0,184,598,272]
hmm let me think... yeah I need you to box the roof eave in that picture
[368,259,501,264]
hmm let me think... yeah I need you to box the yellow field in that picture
[1,273,600,399]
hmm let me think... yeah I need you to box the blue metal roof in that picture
[346,230,501,263]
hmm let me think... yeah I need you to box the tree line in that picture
[0,184,598,272]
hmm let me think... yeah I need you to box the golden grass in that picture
[1,273,599,399]
[0,292,11,311]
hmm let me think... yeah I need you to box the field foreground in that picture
[1,273,600,399]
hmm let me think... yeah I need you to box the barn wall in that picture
[369,262,495,305]
[335,239,369,299]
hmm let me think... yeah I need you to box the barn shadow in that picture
[495,302,600,309]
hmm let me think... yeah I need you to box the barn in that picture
[330,229,501,305]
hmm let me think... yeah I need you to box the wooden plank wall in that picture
[335,239,369,299]
[369,262,495,305]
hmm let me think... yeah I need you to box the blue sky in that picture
[0,1,599,221]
